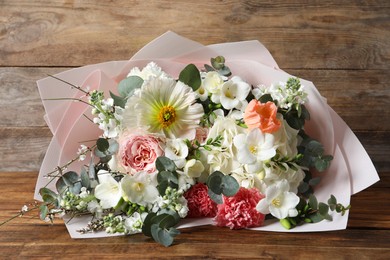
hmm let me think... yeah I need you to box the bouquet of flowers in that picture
[20,32,379,246]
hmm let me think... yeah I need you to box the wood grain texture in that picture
[0,0,389,258]
[0,1,389,69]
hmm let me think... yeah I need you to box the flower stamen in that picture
[158,105,177,128]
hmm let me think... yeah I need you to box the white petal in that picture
[256,198,270,214]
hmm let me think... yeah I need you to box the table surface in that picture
[0,1,389,259]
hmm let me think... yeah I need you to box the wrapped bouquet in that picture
[22,32,379,246]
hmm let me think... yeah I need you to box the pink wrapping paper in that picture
[36,31,379,237]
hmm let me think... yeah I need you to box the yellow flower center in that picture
[158,105,177,128]
[133,182,144,192]
[249,145,257,154]
[271,197,281,207]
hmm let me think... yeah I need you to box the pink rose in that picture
[215,187,265,229]
[118,132,164,174]
[184,183,217,218]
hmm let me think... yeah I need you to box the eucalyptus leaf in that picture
[157,171,178,185]
[96,138,109,152]
[308,177,321,186]
[308,195,318,210]
[110,91,126,108]
[155,156,176,172]
[318,202,329,216]
[259,94,274,103]
[178,64,201,91]
[80,168,90,189]
[221,175,239,197]
[142,212,157,237]
[118,76,143,98]
[39,205,49,220]
[208,189,223,204]
[309,212,324,223]
[314,158,330,172]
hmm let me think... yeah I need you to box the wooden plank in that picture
[0,173,389,259]
[0,1,389,69]
[1,67,389,131]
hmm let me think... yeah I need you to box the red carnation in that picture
[215,187,265,229]
[184,183,218,218]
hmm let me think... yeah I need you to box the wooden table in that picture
[1,1,389,259]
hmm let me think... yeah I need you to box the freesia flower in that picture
[256,179,300,219]
[164,138,189,168]
[244,100,281,134]
[184,183,217,218]
[215,187,265,229]
[122,77,204,140]
[183,159,205,178]
[234,128,276,174]
[121,171,159,206]
[215,76,251,110]
[94,170,122,209]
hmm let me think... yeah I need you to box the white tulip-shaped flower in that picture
[233,128,276,173]
[219,76,251,110]
[256,179,300,219]
[120,171,159,206]
[164,138,189,169]
[94,170,122,209]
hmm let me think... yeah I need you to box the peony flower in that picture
[215,187,265,229]
[214,76,251,110]
[244,100,281,134]
[184,183,217,218]
[164,138,189,168]
[94,170,122,209]
[122,76,204,140]
[121,171,159,206]
[234,128,276,174]
[256,179,300,219]
[117,131,164,174]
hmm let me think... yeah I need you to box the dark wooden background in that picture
[0,1,389,258]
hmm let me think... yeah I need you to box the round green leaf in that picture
[96,138,109,152]
[178,64,201,91]
[118,76,143,98]
[221,175,239,197]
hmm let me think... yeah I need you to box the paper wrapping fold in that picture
[36,31,379,238]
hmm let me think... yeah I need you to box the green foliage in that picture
[209,56,231,76]
[179,64,201,91]
[258,94,274,104]
[155,157,179,196]
[279,194,350,229]
[109,91,126,108]
[56,171,82,195]
[118,75,144,98]
[94,139,119,163]
[206,171,239,204]
[142,210,181,247]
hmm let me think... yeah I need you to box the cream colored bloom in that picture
[122,77,204,140]
[94,170,122,209]
[120,171,159,206]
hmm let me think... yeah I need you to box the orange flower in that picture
[244,100,281,133]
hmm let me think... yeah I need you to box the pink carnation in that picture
[215,187,265,229]
[118,132,164,174]
[184,183,218,218]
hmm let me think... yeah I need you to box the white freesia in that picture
[202,71,225,95]
[120,171,159,206]
[234,128,276,174]
[164,138,189,168]
[256,179,300,219]
[216,76,251,110]
[184,159,204,178]
[94,170,122,209]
